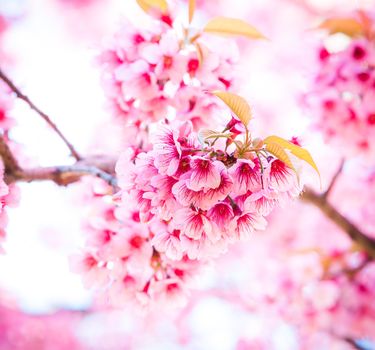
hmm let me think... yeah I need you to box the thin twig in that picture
[11,165,118,189]
[301,187,375,260]
[323,158,345,199]
[0,67,81,161]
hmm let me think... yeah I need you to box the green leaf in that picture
[203,17,267,40]
[213,91,252,126]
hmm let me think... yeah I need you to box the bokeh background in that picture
[0,0,374,349]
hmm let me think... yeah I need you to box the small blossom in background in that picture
[307,11,375,160]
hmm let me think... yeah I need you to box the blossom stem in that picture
[256,151,265,189]
[0,67,81,161]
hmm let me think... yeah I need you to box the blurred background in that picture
[0,0,374,349]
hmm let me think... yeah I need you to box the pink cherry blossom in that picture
[307,14,375,160]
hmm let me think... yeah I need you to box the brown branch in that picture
[342,337,369,350]
[323,158,345,199]
[0,135,21,174]
[0,134,117,188]
[301,187,375,260]
[0,67,81,161]
[8,164,118,189]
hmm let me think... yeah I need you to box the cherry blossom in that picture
[98,14,238,150]
[307,12,375,160]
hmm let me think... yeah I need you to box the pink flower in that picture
[307,33,375,160]
[151,121,192,176]
[265,158,299,194]
[152,278,188,308]
[173,208,214,241]
[186,156,224,191]
[108,274,141,307]
[207,202,235,234]
[133,152,158,188]
[69,252,108,288]
[150,174,179,220]
[244,190,279,216]
[172,169,233,210]
[131,189,154,223]
[172,175,204,208]
[115,59,159,100]
[229,159,262,195]
[115,147,137,190]
[198,170,233,210]
[141,31,187,84]
[180,232,228,259]
[231,212,267,241]
[152,227,184,261]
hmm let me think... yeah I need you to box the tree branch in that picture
[323,158,345,199]
[12,165,118,188]
[343,337,370,350]
[301,187,375,260]
[0,67,81,161]
[0,135,21,174]
[0,135,117,188]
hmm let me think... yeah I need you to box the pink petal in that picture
[187,157,223,191]
[229,159,262,195]
[233,212,267,241]
[173,208,212,241]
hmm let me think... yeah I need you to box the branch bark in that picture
[0,135,21,174]
[0,135,117,189]
[0,67,81,161]
[301,187,375,259]
[11,165,118,188]
[323,158,345,199]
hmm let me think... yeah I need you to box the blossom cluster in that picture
[70,176,202,309]
[99,17,238,148]
[71,2,306,309]
[118,119,301,260]
[71,1,262,309]
[71,114,303,309]
[308,23,375,158]
[76,116,299,308]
